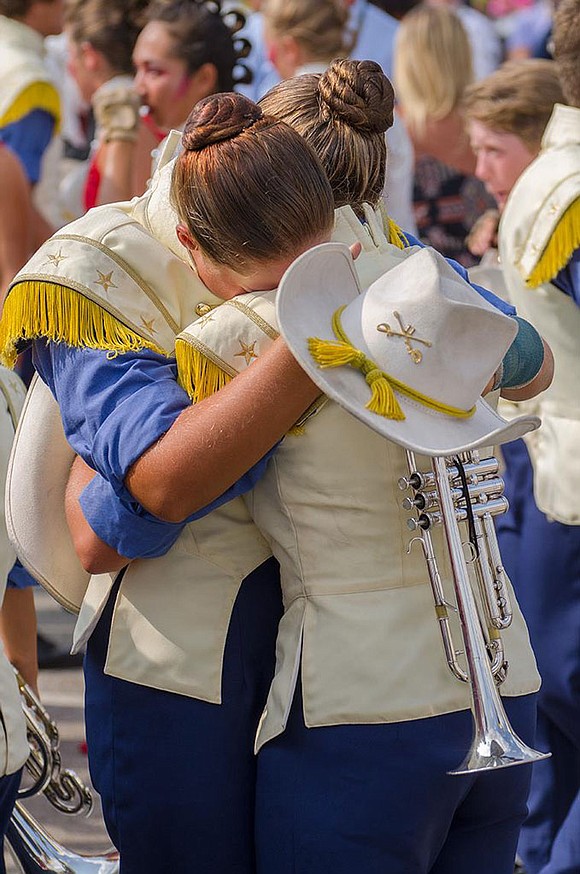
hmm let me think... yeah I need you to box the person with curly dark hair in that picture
[133,0,251,143]
[64,0,150,209]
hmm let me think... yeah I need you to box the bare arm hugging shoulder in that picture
[126,337,320,523]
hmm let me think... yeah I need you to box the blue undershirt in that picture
[33,342,274,559]
[0,110,55,184]
[553,248,580,306]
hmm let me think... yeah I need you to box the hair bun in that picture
[318,59,395,134]
[182,93,263,151]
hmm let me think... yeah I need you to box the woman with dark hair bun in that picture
[66,0,254,211]
[0,90,335,874]
[133,0,251,143]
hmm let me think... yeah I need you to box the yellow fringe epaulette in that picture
[0,280,166,368]
[386,215,408,250]
[0,81,61,129]
[175,334,306,435]
[175,337,233,404]
[377,202,407,250]
[526,198,580,288]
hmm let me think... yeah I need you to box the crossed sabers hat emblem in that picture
[376,312,432,364]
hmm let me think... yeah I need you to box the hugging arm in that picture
[125,337,319,522]
[62,337,319,570]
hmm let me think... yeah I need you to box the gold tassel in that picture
[386,215,407,250]
[526,198,580,288]
[365,368,405,419]
[308,336,364,368]
[0,280,166,367]
[308,336,406,420]
[175,338,232,403]
[0,82,61,129]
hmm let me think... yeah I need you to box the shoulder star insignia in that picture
[196,313,215,329]
[234,340,258,365]
[140,315,157,334]
[94,270,117,293]
[45,249,68,269]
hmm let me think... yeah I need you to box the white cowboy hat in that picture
[276,242,540,456]
[5,375,89,614]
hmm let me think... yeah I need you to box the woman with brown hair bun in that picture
[0,90,335,874]
[164,55,551,874]
[52,60,551,872]
[260,58,393,219]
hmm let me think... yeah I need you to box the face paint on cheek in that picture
[174,73,192,99]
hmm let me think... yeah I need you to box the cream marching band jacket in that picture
[0,367,33,775]
[0,15,60,130]
[0,14,62,228]
[176,204,541,750]
[0,153,271,703]
[499,103,580,525]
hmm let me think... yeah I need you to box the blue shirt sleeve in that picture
[0,110,56,184]
[552,249,580,306]
[6,559,37,589]
[402,231,516,316]
[33,341,274,558]
[78,457,274,559]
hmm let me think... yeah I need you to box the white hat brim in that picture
[6,375,89,614]
[277,243,540,456]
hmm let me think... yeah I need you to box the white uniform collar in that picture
[0,14,45,56]
[542,103,580,151]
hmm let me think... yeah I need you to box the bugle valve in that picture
[399,449,549,774]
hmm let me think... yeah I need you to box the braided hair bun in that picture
[182,93,264,151]
[318,59,395,134]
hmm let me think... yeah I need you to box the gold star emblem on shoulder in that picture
[94,270,117,293]
[196,312,215,329]
[140,315,157,334]
[45,248,68,269]
[234,339,258,365]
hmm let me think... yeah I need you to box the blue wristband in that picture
[501,317,545,390]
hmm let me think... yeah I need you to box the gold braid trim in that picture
[526,198,580,288]
[0,280,166,367]
[175,336,233,403]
